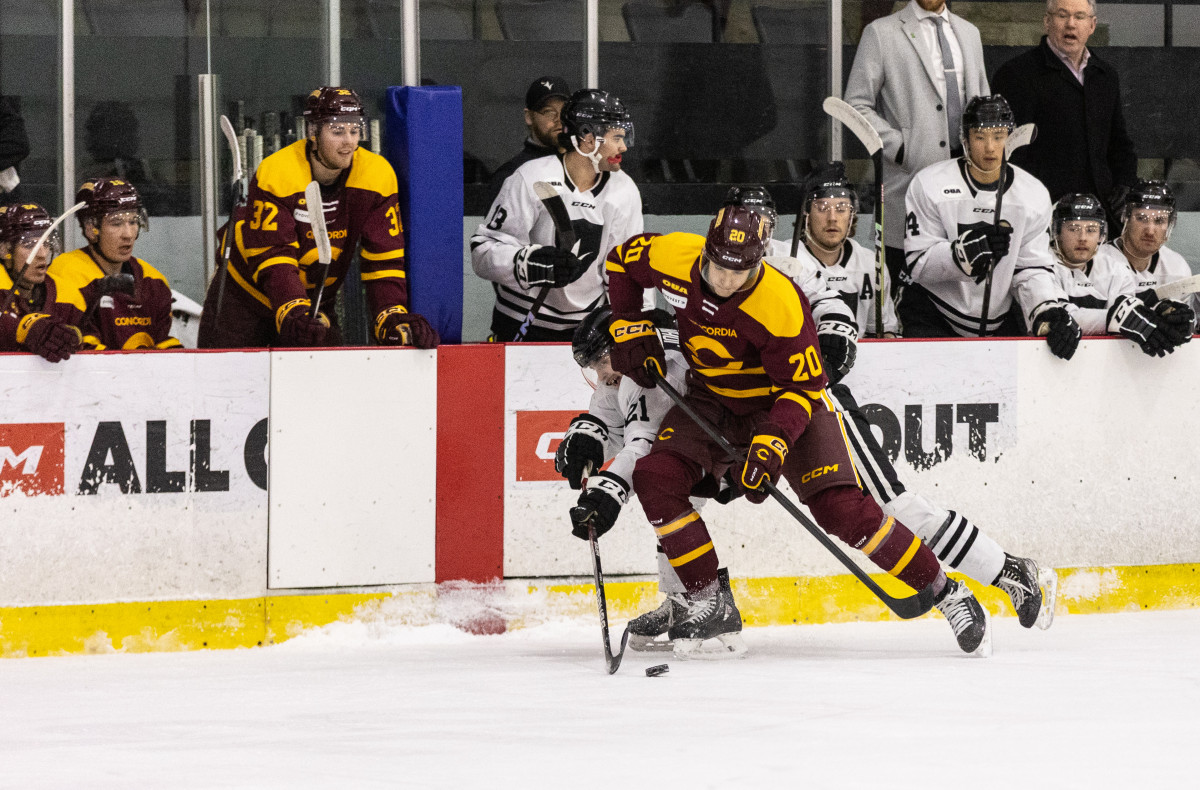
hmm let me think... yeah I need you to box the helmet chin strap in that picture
[571,134,604,174]
[803,217,847,256]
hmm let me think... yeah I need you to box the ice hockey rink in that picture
[1,608,1196,789]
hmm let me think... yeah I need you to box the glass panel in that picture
[0,0,62,211]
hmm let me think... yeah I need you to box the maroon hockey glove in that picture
[741,425,789,505]
[1033,307,1081,360]
[19,314,83,363]
[276,298,330,347]
[608,317,666,389]
[375,307,440,348]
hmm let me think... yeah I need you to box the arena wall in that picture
[2,338,1198,656]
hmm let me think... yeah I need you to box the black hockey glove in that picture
[817,319,858,385]
[569,471,628,541]
[1110,297,1173,357]
[554,413,608,490]
[1033,306,1082,360]
[1152,300,1195,348]
[513,244,589,290]
[951,223,1013,283]
[96,273,137,298]
[1135,288,1159,308]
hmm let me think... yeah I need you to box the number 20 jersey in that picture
[471,154,643,335]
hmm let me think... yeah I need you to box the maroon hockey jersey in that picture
[50,248,180,350]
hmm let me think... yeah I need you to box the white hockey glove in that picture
[951,223,1013,283]
[554,414,608,490]
[513,244,589,290]
[569,471,628,541]
[1109,296,1174,357]
[817,319,859,385]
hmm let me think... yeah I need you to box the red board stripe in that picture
[436,344,506,583]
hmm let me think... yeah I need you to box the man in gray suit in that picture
[845,0,989,300]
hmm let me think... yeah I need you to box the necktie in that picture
[934,17,962,153]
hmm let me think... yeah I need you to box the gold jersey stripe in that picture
[655,511,699,538]
[669,541,714,568]
[862,516,895,555]
[361,269,407,282]
[605,260,626,273]
[775,390,814,417]
[888,536,923,577]
[834,412,864,487]
[253,256,298,280]
[227,262,273,308]
[693,365,767,377]
[704,382,775,398]
[361,247,405,261]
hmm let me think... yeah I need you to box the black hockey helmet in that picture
[559,89,635,149]
[703,205,769,272]
[723,185,778,238]
[801,163,859,237]
[1121,179,1176,237]
[1053,193,1107,241]
[304,86,368,138]
[572,305,615,368]
[76,178,148,238]
[0,203,57,271]
[960,94,1015,149]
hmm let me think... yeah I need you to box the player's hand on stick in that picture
[555,414,608,490]
[741,425,789,505]
[817,319,858,385]
[513,244,589,289]
[374,307,439,348]
[21,315,82,362]
[568,471,628,541]
[1033,306,1082,360]
[952,223,1013,283]
[608,317,666,389]
[276,298,330,347]
[1152,300,1195,348]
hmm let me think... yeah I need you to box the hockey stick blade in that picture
[304,181,332,318]
[823,97,883,155]
[1006,123,1036,157]
[2,201,88,314]
[219,115,245,184]
[1155,273,1200,301]
[649,368,937,620]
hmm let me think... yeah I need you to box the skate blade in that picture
[1035,568,1059,631]
[970,607,993,658]
[628,634,675,653]
[672,632,748,661]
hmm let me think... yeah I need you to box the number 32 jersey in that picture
[471,154,643,335]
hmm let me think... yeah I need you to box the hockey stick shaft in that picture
[1,201,87,315]
[513,181,578,342]
[213,115,246,326]
[1154,273,1200,302]
[978,150,1006,337]
[581,462,631,674]
[305,181,332,319]
[649,369,936,620]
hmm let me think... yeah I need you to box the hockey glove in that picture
[1136,288,1159,309]
[741,425,789,505]
[568,471,628,541]
[96,273,137,298]
[817,319,859,385]
[1033,306,1082,360]
[951,223,1013,283]
[513,244,589,290]
[1152,300,1195,348]
[374,306,440,348]
[608,317,666,389]
[276,298,330,347]
[18,313,82,363]
[554,413,608,490]
[1110,297,1173,357]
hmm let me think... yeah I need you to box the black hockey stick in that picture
[649,368,936,620]
[513,181,578,342]
[305,180,332,318]
[824,97,885,338]
[978,123,1035,336]
[1,201,87,315]
[578,462,631,674]
[212,115,246,325]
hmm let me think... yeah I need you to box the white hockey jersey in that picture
[772,237,898,335]
[1052,255,1138,335]
[762,244,858,331]
[471,155,643,335]
[1094,241,1199,331]
[904,159,1065,336]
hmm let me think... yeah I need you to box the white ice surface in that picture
[2,610,1198,789]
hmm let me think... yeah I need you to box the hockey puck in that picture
[645,664,669,677]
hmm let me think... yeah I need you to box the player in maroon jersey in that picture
[0,203,84,361]
[49,178,181,350]
[197,86,437,349]
[603,206,988,656]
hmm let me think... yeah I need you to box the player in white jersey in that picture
[471,89,643,341]
[1092,179,1197,337]
[1050,192,1191,356]
[903,95,1081,359]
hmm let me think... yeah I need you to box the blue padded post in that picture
[383,86,464,343]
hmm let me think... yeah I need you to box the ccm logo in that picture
[0,423,65,497]
[800,464,838,484]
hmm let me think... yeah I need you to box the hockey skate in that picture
[629,569,732,652]
[935,578,991,657]
[995,554,1051,629]
[669,578,747,660]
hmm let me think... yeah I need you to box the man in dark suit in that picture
[991,0,1137,230]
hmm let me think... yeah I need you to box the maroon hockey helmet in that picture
[75,178,148,237]
[0,203,58,270]
[703,206,769,271]
[304,87,368,138]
